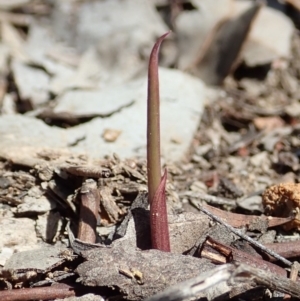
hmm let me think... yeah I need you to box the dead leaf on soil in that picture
[202,203,293,232]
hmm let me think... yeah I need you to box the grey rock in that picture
[0,217,38,265]
[235,1,294,66]
[12,59,50,107]
[66,68,206,161]
[0,68,206,162]
[5,246,66,272]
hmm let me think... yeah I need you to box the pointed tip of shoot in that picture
[149,31,171,66]
[150,169,170,252]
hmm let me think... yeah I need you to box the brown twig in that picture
[145,264,234,301]
[290,262,300,281]
[77,179,100,243]
[200,237,288,278]
[284,262,300,298]
[234,264,300,298]
[1,283,76,301]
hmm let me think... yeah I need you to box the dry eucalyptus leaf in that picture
[76,246,214,300]
[200,203,292,232]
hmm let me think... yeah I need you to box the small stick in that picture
[290,262,300,281]
[1,283,75,301]
[77,179,100,243]
[145,264,234,301]
[201,237,287,277]
[284,262,300,298]
[191,199,293,267]
[234,264,300,298]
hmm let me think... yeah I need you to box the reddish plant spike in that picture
[147,31,171,206]
[150,169,170,252]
